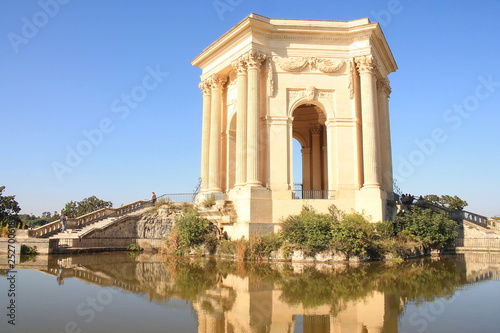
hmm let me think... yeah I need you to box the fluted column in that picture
[246,51,266,186]
[356,55,381,188]
[199,79,212,192]
[232,55,248,187]
[377,78,393,192]
[302,147,311,191]
[311,126,322,191]
[208,74,226,192]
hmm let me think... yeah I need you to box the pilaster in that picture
[246,50,266,187]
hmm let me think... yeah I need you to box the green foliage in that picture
[375,220,397,238]
[21,245,38,255]
[0,186,22,228]
[423,194,468,211]
[280,206,334,255]
[62,196,113,218]
[395,206,458,250]
[331,213,376,259]
[175,207,216,248]
[127,243,143,252]
[202,194,216,208]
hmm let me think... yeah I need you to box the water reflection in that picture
[2,252,499,333]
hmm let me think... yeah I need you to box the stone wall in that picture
[78,206,179,251]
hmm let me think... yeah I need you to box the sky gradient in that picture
[1,0,499,217]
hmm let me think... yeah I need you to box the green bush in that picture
[21,245,38,255]
[127,243,143,252]
[331,213,376,259]
[202,194,216,208]
[281,207,333,255]
[395,206,458,250]
[175,207,216,248]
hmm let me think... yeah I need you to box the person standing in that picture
[60,214,67,232]
[151,192,157,205]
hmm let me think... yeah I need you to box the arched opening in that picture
[292,103,328,199]
[293,138,303,193]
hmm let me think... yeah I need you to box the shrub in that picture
[331,213,376,259]
[127,243,143,252]
[281,207,334,255]
[175,207,217,248]
[202,194,216,208]
[21,245,38,255]
[395,206,458,250]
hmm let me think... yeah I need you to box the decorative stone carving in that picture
[275,56,309,72]
[274,56,345,73]
[267,57,275,97]
[355,55,377,74]
[247,50,266,70]
[348,60,354,99]
[287,88,334,111]
[199,79,212,95]
[310,125,322,135]
[210,74,226,91]
[377,78,392,97]
[231,55,248,75]
[315,58,345,73]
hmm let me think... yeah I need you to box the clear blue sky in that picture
[1,0,499,217]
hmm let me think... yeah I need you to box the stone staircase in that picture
[199,200,237,227]
[49,206,152,241]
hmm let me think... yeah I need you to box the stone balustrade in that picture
[29,200,151,238]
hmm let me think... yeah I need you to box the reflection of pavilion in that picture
[3,253,500,333]
[193,272,401,333]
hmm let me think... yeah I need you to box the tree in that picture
[42,211,51,218]
[423,194,468,211]
[62,196,113,218]
[331,213,376,259]
[395,206,458,250]
[0,186,22,228]
[281,206,334,255]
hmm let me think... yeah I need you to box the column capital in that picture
[310,125,322,135]
[377,78,392,97]
[355,55,377,75]
[247,50,266,70]
[210,74,226,91]
[199,79,212,95]
[231,55,248,76]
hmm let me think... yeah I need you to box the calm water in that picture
[1,252,499,333]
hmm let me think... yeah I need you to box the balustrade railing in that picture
[463,211,489,228]
[292,190,335,200]
[155,193,197,203]
[30,200,150,238]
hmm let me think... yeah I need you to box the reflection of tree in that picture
[276,259,467,313]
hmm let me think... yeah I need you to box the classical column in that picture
[199,79,212,192]
[377,78,393,193]
[232,55,248,187]
[356,55,381,188]
[208,74,226,192]
[246,50,266,186]
[310,126,322,191]
[302,147,311,191]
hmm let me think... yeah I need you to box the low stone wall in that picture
[0,238,58,254]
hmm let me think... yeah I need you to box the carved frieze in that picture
[274,56,345,73]
[287,87,334,111]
